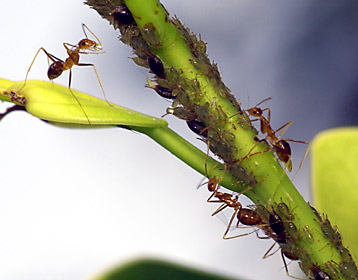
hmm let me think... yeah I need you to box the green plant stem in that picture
[134,126,235,187]
[86,0,353,278]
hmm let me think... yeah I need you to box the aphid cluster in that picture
[86,0,257,189]
[301,205,358,280]
[85,1,356,279]
[2,91,26,106]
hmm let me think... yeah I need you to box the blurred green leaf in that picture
[311,127,358,261]
[91,258,241,280]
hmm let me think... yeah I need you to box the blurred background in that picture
[0,0,357,279]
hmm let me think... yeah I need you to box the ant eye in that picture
[81,41,86,46]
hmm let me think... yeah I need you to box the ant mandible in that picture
[21,23,111,125]
[246,97,310,179]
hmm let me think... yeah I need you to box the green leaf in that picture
[311,127,358,261]
[91,258,238,280]
[1,79,167,128]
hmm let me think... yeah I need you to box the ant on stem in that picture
[205,174,263,240]
[20,23,111,124]
[239,97,310,180]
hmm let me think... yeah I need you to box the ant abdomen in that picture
[238,208,262,226]
[274,140,292,171]
[48,61,64,80]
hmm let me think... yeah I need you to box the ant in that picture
[20,23,111,125]
[206,176,263,240]
[242,97,310,180]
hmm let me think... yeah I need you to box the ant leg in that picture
[261,107,271,124]
[77,63,112,106]
[68,69,91,125]
[275,120,293,139]
[211,203,229,215]
[280,251,305,280]
[21,48,61,91]
[263,242,280,259]
[232,139,270,164]
[222,206,241,240]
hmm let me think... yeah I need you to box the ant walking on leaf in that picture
[20,23,111,124]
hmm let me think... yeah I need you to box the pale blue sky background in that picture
[0,1,357,279]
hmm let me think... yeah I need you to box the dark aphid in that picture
[152,85,174,99]
[145,79,176,99]
[311,264,331,280]
[186,119,208,138]
[148,55,165,78]
[269,210,286,244]
[112,4,135,25]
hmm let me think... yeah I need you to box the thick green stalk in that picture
[85,0,357,278]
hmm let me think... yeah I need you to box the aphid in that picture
[274,202,300,243]
[145,78,176,99]
[141,23,162,49]
[245,97,310,178]
[302,225,314,243]
[186,119,208,138]
[147,54,165,79]
[21,24,110,125]
[339,261,358,280]
[323,262,339,279]
[6,91,26,105]
[111,4,135,25]
[311,264,331,280]
[268,210,287,244]
[276,202,294,221]
[320,215,342,249]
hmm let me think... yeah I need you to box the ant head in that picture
[247,107,262,117]
[207,176,217,192]
[78,39,102,52]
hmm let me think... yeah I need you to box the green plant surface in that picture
[311,127,358,262]
[0,77,238,190]
[1,1,357,279]
[0,79,167,127]
[84,0,357,278]
[92,258,237,280]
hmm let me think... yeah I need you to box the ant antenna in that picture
[255,96,272,108]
